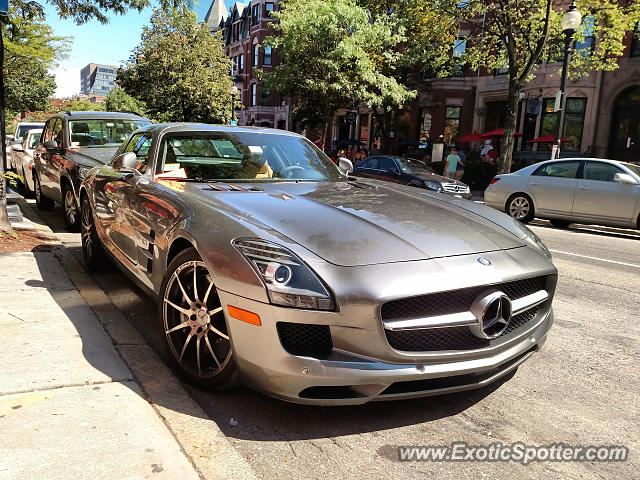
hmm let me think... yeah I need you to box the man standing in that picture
[444,146,463,179]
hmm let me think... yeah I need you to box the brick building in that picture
[205,0,291,129]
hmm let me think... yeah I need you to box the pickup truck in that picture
[32,111,151,230]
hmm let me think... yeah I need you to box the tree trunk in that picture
[497,80,520,175]
[0,23,11,233]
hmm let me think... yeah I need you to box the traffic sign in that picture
[0,0,8,15]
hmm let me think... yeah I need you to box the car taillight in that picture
[490,177,501,185]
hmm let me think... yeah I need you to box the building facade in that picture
[80,64,117,96]
[205,0,291,129]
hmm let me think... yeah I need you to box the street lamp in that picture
[554,0,582,158]
[230,85,239,124]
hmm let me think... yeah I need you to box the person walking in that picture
[444,146,463,179]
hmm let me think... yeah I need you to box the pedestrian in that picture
[353,148,367,163]
[444,146,463,179]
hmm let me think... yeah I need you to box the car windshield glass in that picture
[156,132,346,182]
[395,157,434,174]
[622,162,640,177]
[16,125,42,139]
[28,133,41,149]
[69,119,151,148]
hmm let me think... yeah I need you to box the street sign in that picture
[0,0,8,15]
[229,120,238,126]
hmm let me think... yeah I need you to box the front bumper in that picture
[217,247,556,405]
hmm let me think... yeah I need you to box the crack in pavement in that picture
[0,378,135,396]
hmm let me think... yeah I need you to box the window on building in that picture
[252,4,259,25]
[253,43,259,67]
[263,45,272,66]
[239,54,244,71]
[575,15,595,57]
[261,85,271,106]
[521,99,540,151]
[250,83,257,106]
[444,106,461,145]
[453,37,466,76]
[539,98,559,139]
[631,22,640,58]
[562,98,587,151]
[265,2,275,15]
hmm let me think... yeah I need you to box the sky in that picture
[46,0,237,98]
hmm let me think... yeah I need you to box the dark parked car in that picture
[32,111,151,230]
[353,155,472,199]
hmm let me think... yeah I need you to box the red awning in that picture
[528,134,569,143]
[456,132,484,142]
[481,128,523,139]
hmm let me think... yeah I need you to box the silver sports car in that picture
[80,124,557,405]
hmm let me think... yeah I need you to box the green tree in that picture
[104,88,147,116]
[454,0,640,173]
[264,0,415,144]
[116,5,233,124]
[58,99,106,111]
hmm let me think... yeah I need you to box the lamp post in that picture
[554,0,582,159]
[230,85,239,125]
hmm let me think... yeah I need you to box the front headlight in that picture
[513,220,552,261]
[233,239,335,311]
[424,180,443,192]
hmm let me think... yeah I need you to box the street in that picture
[34,201,639,479]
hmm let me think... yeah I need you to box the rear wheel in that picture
[62,183,80,232]
[507,193,534,224]
[159,248,237,390]
[34,173,54,210]
[80,195,109,271]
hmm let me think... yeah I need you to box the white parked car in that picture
[485,158,640,229]
[10,129,42,194]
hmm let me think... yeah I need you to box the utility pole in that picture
[0,0,10,230]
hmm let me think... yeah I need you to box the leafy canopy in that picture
[265,0,415,127]
[117,5,233,123]
[104,88,147,116]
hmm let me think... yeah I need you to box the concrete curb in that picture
[16,198,259,480]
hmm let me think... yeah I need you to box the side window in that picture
[532,161,581,178]
[42,120,54,142]
[361,157,380,169]
[378,157,397,172]
[583,162,623,182]
[51,119,63,147]
[123,133,153,173]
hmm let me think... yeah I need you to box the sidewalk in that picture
[0,202,258,480]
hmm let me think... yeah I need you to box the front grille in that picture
[385,307,540,352]
[277,322,333,358]
[442,183,469,194]
[381,276,546,321]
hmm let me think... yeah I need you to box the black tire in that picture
[550,219,570,229]
[506,193,534,224]
[34,172,54,210]
[62,183,80,232]
[159,248,237,390]
[80,195,110,271]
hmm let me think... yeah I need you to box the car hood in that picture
[193,180,524,267]
[68,147,119,167]
[413,171,467,186]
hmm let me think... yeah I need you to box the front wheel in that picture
[159,248,237,390]
[63,183,80,232]
[81,195,109,271]
[507,193,534,224]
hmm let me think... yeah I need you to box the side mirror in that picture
[12,144,24,152]
[112,152,141,175]
[44,140,59,150]
[614,172,637,185]
[337,157,354,176]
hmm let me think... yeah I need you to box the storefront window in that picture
[521,99,541,151]
[631,23,640,58]
[444,106,461,145]
[539,99,558,143]
[562,98,586,151]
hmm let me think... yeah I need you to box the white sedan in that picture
[10,128,42,194]
[485,158,640,229]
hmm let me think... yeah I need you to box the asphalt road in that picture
[33,202,639,480]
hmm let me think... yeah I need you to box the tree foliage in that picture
[117,5,233,124]
[265,0,415,132]
[104,88,147,116]
[40,0,149,24]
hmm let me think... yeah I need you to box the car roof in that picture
[137,123,302,138]
[50,111,150,121]
[17,121,45,126]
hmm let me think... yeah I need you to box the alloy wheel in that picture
[163,261,232,379]
[81,198,93,261]
[509,196,530,220]
[65,189,78,226]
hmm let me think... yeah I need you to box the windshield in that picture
[395,157,434,174]
[16,125,43,139]
[156,132,346,182]
[69,119,151,148]
[27,133,41,149]
[622,162,640,177]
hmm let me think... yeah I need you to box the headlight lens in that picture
[424,180,442,192]
[233,239,335,311]
[514,220,552,261]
